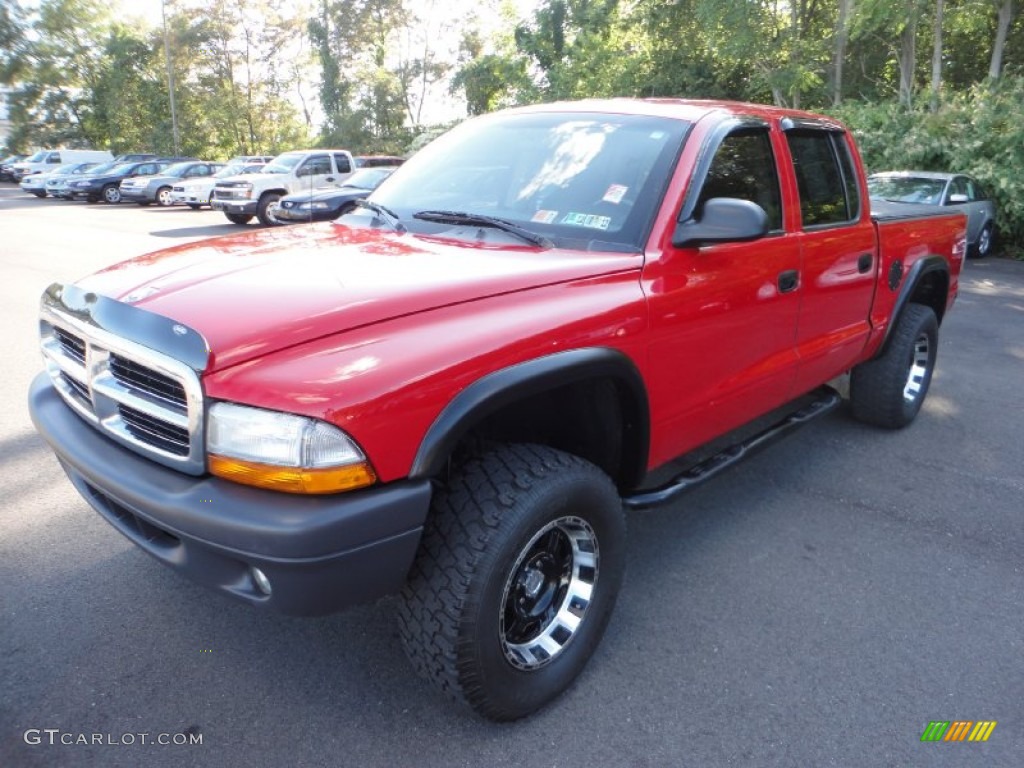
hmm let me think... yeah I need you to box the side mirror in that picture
[948,193,968,204]
[672,197,769,248]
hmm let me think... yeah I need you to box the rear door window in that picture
[786,130,861,227]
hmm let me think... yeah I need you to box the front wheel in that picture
[156,186,173,207]
[187,204,202,211]
[102,184,121,204]
[850,303,938,428]
[398,443,625,721]
[225,213,253,225]
[256,192,283,226]
[32,191,46,198]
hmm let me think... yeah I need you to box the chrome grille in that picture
[118,404,190,456]
[40,310,205,474]
[55,327,86,365]
[110,355,186,411]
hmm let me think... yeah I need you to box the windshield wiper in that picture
[413,210,553,249]
[355,199,406,233]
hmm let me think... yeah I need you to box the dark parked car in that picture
[868,171,998,257]
[354,155,404,169]
[65,160,174,204]
[0,154,27,182]
[275,168,396,223]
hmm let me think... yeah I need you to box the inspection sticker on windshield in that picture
[561,212,611,230]
[602,184,628,204]
[531,210,559,224]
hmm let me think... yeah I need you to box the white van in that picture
[11,149,114,181]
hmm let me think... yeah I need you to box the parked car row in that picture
[8,150,404,227]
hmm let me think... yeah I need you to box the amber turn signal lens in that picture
[208,455,376,494]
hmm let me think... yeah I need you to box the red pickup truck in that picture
[29,99,966,721]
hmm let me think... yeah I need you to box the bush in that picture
[831,77,1024,257]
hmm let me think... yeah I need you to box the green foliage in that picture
[833,77,1024,253]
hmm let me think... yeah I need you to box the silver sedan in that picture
[868,171,997,257]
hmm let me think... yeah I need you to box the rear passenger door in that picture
[333,153,354,183]
[783,126,878,391]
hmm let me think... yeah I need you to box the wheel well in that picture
[260,189,287,199]
[455,377,646,492]
[907,267,949,324]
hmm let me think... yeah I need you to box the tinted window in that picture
[299,155,331,176]
[48,152,62,163]
[334,154,352,173]
[787,130,858,226]
[696,128,782,231]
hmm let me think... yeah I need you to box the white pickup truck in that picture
[211,149,357,225]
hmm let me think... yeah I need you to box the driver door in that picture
[643,122,802,462]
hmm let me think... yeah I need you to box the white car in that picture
[170,162,266,209]
[20,162,100,198]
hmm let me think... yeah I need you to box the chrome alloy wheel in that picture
[903,333,931,403]
[500,516,599,671]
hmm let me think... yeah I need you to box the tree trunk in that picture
[988,0,1014,80]
[832,0,853,106]
[930,0,944,112]
[898,11,918,107]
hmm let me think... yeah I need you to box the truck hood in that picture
[76,225,641,372]
[216,172,278,184]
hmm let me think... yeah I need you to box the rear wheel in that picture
[974,223,993,258]
[225,213,253,225]
[398,443,625,721]
[850,303,938,428]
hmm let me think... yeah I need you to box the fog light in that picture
[251,567,272,596]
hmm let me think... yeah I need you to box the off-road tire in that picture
[397,443,625,721]
[225,213,253,225]
[850,303,938,428]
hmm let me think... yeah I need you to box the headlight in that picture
[207,402,376,494]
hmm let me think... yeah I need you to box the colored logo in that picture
[921,721,997,742]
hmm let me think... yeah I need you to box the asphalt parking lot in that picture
[1,186,1021,767]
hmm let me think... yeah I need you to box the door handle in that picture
[778,270,799,293]
[857,253,873,273]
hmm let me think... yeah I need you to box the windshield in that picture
[25,151,48,162]
[263,153,303,174]
[162,162,195,178]
[83,161,119,175]
[343,168,393,189]
[214,164,247,177]
[369,111,689,250]
[868,176,947,205]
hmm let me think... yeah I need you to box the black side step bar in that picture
[622,387,842,509]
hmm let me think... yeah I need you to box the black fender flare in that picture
[876,255,949,359]
[409,347,650,489]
